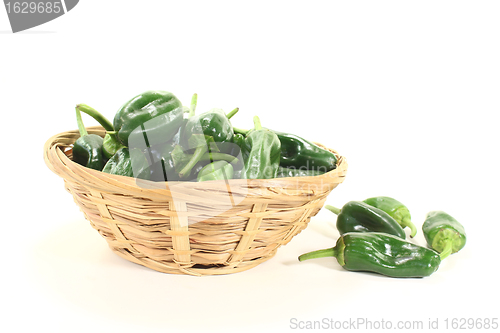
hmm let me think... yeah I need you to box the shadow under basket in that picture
[43,126,348,276]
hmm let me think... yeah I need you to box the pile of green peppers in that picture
[71,90,467,279]
[71,90,338,183]
[299,196,467,278]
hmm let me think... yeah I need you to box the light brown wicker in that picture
[44,126,348,276]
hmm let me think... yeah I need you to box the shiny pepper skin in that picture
[113,90,184,147]
[299,232,441,278]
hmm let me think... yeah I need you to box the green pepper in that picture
[232,133,245,151]
[363,196,418,238]
[298,232,441,278]
[120,93,196,179]
[173,96,239,178]
[325,201,407,239]
[197,161,234,182]
[422,211,467,260]
[276,166,325,178]
[183,107,238,147]
[181,93,237,150]
[240,116,281,179]
[72,106,106,171]
[274,130,337,172]
[219,133,245,178]
[113,90,184,147]
[102,147,150,180]
[234,127,337,172]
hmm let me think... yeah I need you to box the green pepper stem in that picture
[298,247,337,261]
[401,217,418,238]
[189,93,198,118]
[439,240,453,260]
[75,106,88,137]
[233,127,250,136]
[253,116,262,130]
[76,104,114,132]
[226,107,239,120]
[200,152,239,164]
[324,204,341,215]
[178,144,207,178]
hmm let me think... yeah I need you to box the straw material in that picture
[44,126,348,276]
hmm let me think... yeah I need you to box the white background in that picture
[1,1,499,332]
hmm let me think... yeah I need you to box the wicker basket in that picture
[43,126,348,276]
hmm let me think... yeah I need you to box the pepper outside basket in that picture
[43,126,348,276]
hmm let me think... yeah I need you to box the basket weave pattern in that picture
[44,127,348,276]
